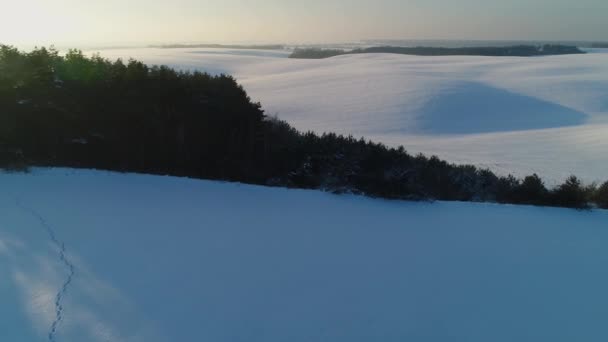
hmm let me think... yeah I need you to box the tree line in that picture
[1,45,606,209]
[289,45,585,59]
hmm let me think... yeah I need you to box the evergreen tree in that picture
[594,181,608,209]
[551,176,589,209]
[1,45,604,210]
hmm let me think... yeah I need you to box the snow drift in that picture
[2,168,608,341]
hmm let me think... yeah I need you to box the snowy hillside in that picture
[2,168,608,342]
[93,48,608,183]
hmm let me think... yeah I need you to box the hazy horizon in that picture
[1,0,607,49]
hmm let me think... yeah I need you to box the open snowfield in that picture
[2,168,608,341]
[92,47,608,184]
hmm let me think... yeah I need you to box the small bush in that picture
[0,147,30,173]
[0,156,31,173]
[1,161,30,173]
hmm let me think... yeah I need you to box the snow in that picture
[91,47,608,183]
[2,168,608,341]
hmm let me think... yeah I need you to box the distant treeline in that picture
[289,45,585,59]
[152,44,285,50]
[1,45,607,210]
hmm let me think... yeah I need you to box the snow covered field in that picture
[92,47,608,183]
[2,168,608,342]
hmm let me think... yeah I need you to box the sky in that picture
[1,0,607,48]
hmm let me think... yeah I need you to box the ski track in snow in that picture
[15,198,76,342]
[4,168,608,341]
